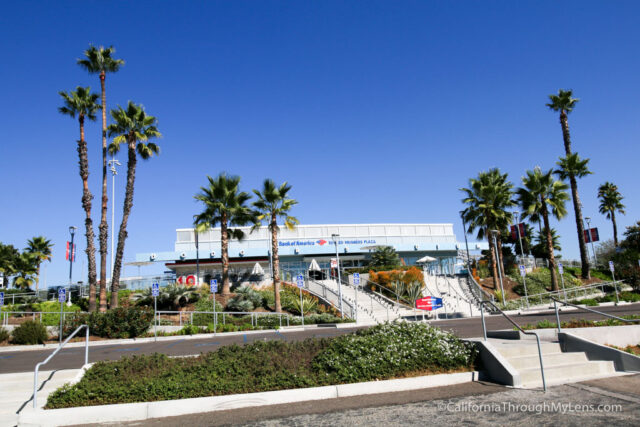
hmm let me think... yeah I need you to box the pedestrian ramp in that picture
[0,368,82,427]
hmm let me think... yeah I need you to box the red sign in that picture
[416,296,443,311]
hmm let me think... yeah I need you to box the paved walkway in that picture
[122,375,640,426]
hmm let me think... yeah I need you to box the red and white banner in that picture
[65,242,76,262]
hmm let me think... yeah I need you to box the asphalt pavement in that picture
[1,302,638,374]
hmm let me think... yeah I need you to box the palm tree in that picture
[461,168,515,290]
[517,167,569,291]
[598,182,626,246]
[59,86,100,310]
[25,236,54,292]
[12,252,38,290]
[547,90,590,279]
[78,45,124,311]
[251,179,299,312]
[194,173,255,296]
[370,246,400,267]
[107,102,161,310]
[531,228,562,261]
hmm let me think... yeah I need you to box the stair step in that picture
[520,360,616,387]
[492,341,561,358]
[507,352,588,370]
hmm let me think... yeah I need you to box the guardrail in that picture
[33,324,89,408]
[507,281,625,311]
[480,301,547,392]
[154,310,296,328]
[551,297,640,335]
[1,311,77,326]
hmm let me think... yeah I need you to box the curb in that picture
[18,371,478,426]
[0,324,362,353]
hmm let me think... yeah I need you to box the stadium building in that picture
[136,223,488,286]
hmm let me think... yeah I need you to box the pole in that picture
[59,298,63,344]
[153,295,157,342]
[492,232,505,305]
[333,236,344,317]
[514,213,526,264]
[268,250,273,281]
[299,286,304,326]
[68,228,76,304]
[460,212,472,274]
[195,230,200,287]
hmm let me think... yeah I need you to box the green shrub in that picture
[312,322,477,383]
[192,297,224,326]
[225,297,253,312]
[574,298,599,306]
[0,327,10,342]
[64,307,153,339]
[234,286,264,308]
[177,324,202,335]
[11,320,48,344]
[30,301,81,326]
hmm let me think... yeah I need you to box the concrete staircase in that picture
[489,338,618,388]
[0,368,82,427]
[423,273,481,318]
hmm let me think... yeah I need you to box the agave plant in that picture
[405,280,425,306]
[289,295,318,316]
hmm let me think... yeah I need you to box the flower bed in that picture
[45,322,477,408]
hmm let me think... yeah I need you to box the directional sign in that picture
[0,292,4,306]
[210,279,218,293]
[151,283,159,297]
[519,265,526,277]
[353,273,360,285]
[296,274,304,288]
[58,288,66,303]
[558,263,564,275]
[416,296,443,311]
[609,261,615,272]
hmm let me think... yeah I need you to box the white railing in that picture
[505,280,626,311]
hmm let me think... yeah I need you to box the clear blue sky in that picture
[1,1,638,285]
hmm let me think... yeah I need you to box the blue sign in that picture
[58,288,66,303]
[416,296,443,311]
[609,261,615,272]
[0,292,4,306]
[210,279,218,293]
[558,263,563,275]
[353,273,360,285]
[151,283,159,297]
[519,265,526,277]
[296,274,304,288]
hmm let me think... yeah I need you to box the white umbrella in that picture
[308,259,321,271]
[416,255,437,263]
[251,262,265,275]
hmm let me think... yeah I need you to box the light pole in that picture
[459,211,472,275]
[491,230,506,305]
[584,217,598,267]
[513,212,527,263]
[108,159,121,281]
[331,233,344,317]
[68,226,77,304]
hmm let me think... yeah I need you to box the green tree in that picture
[251,179,299,313]
[547,90,590,279]
[597,182,626,246]
[78,45,124,311]
[621,221,640,252]
[517,167,569,291]
[461,168,515,289]
[12,252,38,290]
[0,243,21,288]
[531,228,562,261]
[25,236,54,292]
[194,173,255,296]
[370,246,400,268]
[107,102,161,310]
[59,86,100,309]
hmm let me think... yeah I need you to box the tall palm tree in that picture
[59,86,100,309]
[194,173,255,295]
[461,168,515,290]
[598,182,626,246]
[517,167,569,291]
[78,45,124,310]
[251,179,299,312]
[25,236,54,292]
[547,89,590,279]
[107,102,160,310]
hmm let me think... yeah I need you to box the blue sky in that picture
[1,1,638,285]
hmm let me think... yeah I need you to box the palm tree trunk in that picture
[569,171,590,279]
[496,233,506,277]
[98,71,110,310]
[78,115,98,312]
[560,111,590,279]
[271,216,282,312]
[221,215,230,295]
[487,234,499,290]
[110,136,137,310]
[612,211,618,247]
[542,200,559,291]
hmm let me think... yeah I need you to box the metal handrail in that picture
[305,276,356,319]
[357,276,414,308]
[480,301,547,392]
[551,297,640,335]
[510,280,625,310]
[33,324,89,408]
